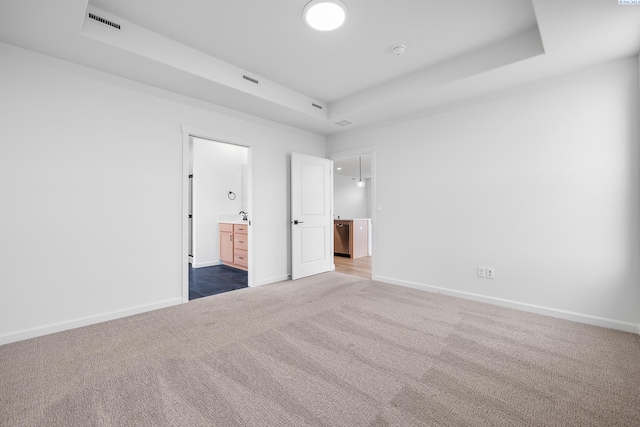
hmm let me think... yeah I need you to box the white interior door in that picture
[291,152,333,280]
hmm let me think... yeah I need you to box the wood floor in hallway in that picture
[334,255,371,279]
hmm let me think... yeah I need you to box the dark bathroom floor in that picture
[188,264,248,300]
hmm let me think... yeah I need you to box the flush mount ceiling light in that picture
[303,0,348,31]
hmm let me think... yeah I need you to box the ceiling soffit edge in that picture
[82,6,329,121]
[80,4,544,129]
[328,26,545,122]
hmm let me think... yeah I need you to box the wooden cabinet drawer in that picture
[219,223,233,232]
[234,224,248,234]
[234,233,248,250]
[234,249,248,267]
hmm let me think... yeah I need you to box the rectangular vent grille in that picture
[88,13,121,30]
[311,103,323,110]
[334,120,355,127]
[242,75,259,84]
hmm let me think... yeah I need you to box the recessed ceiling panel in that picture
[89,0,538,104]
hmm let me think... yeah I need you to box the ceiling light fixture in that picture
[356,156,365,188]
[303,0,348,31]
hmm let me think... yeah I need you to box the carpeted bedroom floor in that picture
[1,272,639,426]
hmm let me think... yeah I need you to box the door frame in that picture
[329,146,377,278]
[181,125,254,303]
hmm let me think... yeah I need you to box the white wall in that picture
[0,43,324,344]
[333,174,367,219]
[327,56,640,332]
[242,164,249,214]
[192,138,246,267]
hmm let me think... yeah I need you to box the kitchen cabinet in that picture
[219,222,248,271]
[334,219,368,259]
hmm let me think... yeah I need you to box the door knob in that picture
[293,220,304,225]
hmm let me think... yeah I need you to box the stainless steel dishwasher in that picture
[334,220,350,256]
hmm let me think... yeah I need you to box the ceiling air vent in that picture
[311,103,323,110]
[334,120,355,127]
[88,13,121,30]
[242,75,259,84]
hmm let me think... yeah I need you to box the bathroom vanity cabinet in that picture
[219,222,248,271]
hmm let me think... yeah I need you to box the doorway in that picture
[181,127,253,302]
[331,151,374,279]
[189,137,249,299]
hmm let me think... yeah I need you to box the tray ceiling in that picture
[0,0,639,135]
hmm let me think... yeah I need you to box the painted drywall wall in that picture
[192,138,246,267]
[242,164,249,214]
[334,174,368,219]
[327,56,640,331]
[0,43,324,343]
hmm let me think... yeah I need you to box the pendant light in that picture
[356,156,365,188]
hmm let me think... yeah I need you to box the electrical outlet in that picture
[477,266,486,278]
[486,267,495,279]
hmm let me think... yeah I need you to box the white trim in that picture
[329,146,377,161]
[0,298,182,345]
[254,274,289,287]
[181,125,254,148]
[246,146,254,289]
[182,131,190,303]
[375,275,640,334]
[191,260,222,269]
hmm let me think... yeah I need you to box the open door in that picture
[291,152,333,280]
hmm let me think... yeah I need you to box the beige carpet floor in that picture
[1,272,640,426]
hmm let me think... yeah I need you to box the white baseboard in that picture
[0,298,183,346]
[253,274,289,287]
[192,260,221,269]
[375,275,640,335]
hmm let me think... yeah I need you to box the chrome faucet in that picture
[239,211,248,221]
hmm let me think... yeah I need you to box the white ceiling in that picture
[0,1,639,136]
[89,0,537,104]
